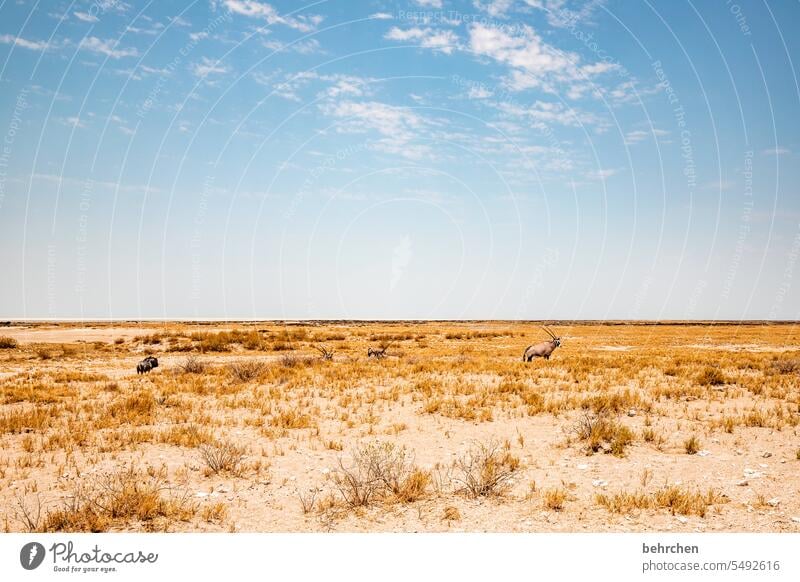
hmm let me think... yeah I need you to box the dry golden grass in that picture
[0,321,798,532]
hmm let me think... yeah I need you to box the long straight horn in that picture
[541,326,556,340]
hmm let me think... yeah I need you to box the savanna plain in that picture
[0,321,798,533]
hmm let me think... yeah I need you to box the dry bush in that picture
[696,367,727,386]
[279,354,316,368]
[572,411,634,456]
[453,440,520,497]
[769,358,800,375]
[40,466,195,532]
[228,360,265,382]
[34,345,52,360]
[13,493,43,531]
[333,442,427,507]
[179,356,206,374]
[297,488,319,514]
[0,336,18,349]
[199,440,245,475]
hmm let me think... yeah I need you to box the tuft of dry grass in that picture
[684,435,701,455]
[596,485,726,517]
[542,487,567,511]
[573,411,635,456]
[442,506,461,521]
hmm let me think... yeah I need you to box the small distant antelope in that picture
[136,355,159,374]
[367,342,392,359]
[522,327,561,362]
[315,345,334,361]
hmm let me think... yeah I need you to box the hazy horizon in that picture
[1,1,799,320]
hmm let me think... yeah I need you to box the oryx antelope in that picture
[315,345,334,361]
[367,342,391,359]
[136,355,159,374]
[522,327,561,362]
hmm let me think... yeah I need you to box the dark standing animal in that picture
[367,342,392,359]
[136,356,159,374]
[522,327,561,362]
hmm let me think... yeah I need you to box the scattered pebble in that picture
[697,450,711,457]
[736,480,749,487]
[791,517,800,524]
[627,409,636,417]
[767,498,780,507]
[762,452,772,458]
[577,463,589,470]
[592,479,608,488]
[676,516,688,524]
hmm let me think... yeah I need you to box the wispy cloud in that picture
[80,36,139,59]
[414,0,443,7]
[322,100,434,159]
[191,56,229,77]
[762,147,790,156]
[74,11,99,23]
[218,0,322,32]
[624,128,669,145]
[385,27,459,54]
[262,38,322,54]
[0,34,50,51]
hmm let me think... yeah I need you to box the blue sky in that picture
[0,0,798,320]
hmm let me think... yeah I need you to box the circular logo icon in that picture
[20,542,46,570]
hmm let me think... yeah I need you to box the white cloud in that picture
[385,27,459,54]
[472,0,514,17]
[80,37,139,59]
[370,12,393,20]
[219,0,322,32]
[191,56,229,77]
[414,0,443,7]
[587,167,620,181]
[263,38,322,54]
[74,11,99,23]
[762,147,790,156]
[0,34,49,51]
[496,98,601,127]
[253,71,373,102]
[468,23,613,96]
[468,85,493,99]
[525,0,607,29]
[624,128,669,145]
[322,101,424,140]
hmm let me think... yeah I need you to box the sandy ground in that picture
[0,321,798,532]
